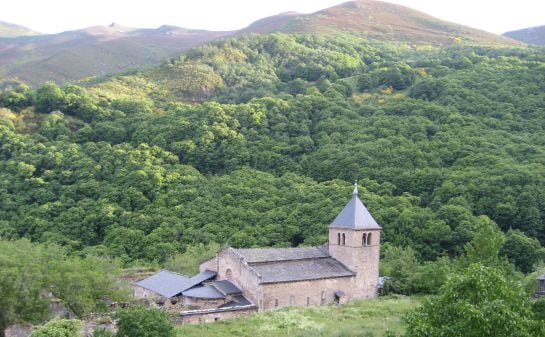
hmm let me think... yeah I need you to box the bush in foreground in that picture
[116,306,174,337]
[405,264,545,337]
[30,319,83,337]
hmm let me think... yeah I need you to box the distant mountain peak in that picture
[80,23,135,36]
[277,11,300,16]
[154,25,189,35]
[243,0,519,46]
[0,20,40,38]
[504,25,545,45]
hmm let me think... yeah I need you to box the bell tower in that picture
[328,181,381,298]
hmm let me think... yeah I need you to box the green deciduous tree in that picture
[0,240,52,337]
[50,255,126,317]
[0,240,126,337]
[501,229,545,273]
[115,307,175,337]
[463,216,506,268]
[34,82,66,113]
[380,244,419,295]
[0,83,32,111]
[163,242,220,275]
[405,264,544,337]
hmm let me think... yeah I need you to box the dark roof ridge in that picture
[247,255,331,265]
[157,269,190,278]
[251,257,355,284]
[232,246,329,264]
[260,273,355,285]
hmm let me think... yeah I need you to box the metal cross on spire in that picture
[353,180,359,196]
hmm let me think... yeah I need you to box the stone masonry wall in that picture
[182,295,236,310]
[175,307,257,325]
[328,228,381,299]
[199,256,217,273]
[212,249,262,305]
[260,276,354,310]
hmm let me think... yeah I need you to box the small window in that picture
[341,233,346,246]
[214,317,220,322]
[290,295,295,305]
[226,268,233,279]
[321,291,326,305]
[363,232,372,246]
[274,299,279,308]
[307,297,310,306]
[337,232,341,245]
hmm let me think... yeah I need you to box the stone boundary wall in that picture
[175,305,258,324]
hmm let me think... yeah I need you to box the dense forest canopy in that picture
[1,33,545,276]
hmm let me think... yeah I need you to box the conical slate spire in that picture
[329,181,381,230]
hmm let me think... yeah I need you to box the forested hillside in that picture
[2,33,545,276]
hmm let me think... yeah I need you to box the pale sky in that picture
[2,0,545,35]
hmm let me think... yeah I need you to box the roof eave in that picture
[258,273,356,285]
[134,284,178,298]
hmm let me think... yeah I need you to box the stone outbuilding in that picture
[133,269,254,311]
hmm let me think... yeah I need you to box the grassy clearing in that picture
[176,295,419,337]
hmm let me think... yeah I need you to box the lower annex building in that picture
[133,182,381,323]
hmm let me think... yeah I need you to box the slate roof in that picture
[218,295,252,308]
[134,270,190,298]
[329,183,381,230]
[234,247,329,263]
[212,280,242,295]
[182,285,225,299]
[135,269,217,298]
[182,279,242,299]
[187,269,217,286]
[250,257,355,284]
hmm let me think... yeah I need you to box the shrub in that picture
[116,306,174,337]
[30,319,83,337]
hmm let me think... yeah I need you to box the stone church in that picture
[134,182,381,323]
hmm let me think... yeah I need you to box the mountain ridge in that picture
[0,24,232,86]
[504,25,545,45]
[0,0,522,86]
[0,20,39,38]
[243,0,520,46]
